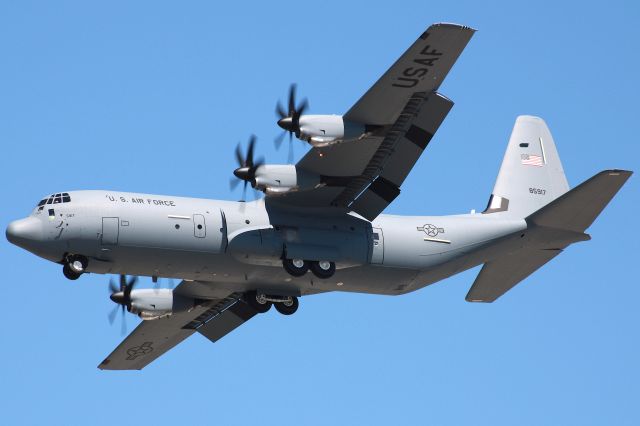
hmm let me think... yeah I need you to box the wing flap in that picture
[340,92,453,220]
[197,300,258,343]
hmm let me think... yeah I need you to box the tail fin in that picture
[483,116,569,218]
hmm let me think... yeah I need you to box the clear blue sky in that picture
[1,1,638,425]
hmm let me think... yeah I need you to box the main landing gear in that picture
[282,258,336,279]
[245,291,299,315]
[62,255,88,281]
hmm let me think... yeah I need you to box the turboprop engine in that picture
[108,276,195,323]
[274,84,368,148]
[279,114,366,147]
[252,164,320,194]
[231,137,323,195]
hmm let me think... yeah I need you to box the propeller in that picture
[108,275,138,335]
[275,84,309,163]
[229,135,264,201]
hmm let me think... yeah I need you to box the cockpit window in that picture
[37,193,71,207]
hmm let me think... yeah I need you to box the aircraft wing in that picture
[273,91,454,220]
[99,289,259,370]
[344,23,475,126]
[269,24,474,220]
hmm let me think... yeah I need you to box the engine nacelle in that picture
[298,115,365,147]
[253,165,320,194]
[128,289,194,320]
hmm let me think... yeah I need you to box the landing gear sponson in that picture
[282,258,336,279]
[245,291,299,315]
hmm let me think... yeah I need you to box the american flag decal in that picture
[521,153,544,167]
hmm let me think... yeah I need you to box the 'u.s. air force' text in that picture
[106,194,176,207]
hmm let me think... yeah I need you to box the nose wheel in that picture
[62,263,81,280]
[62,255,88,281]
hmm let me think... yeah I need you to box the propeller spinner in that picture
[229,135,264,201]
[108,275,138,335]
[275,84,309,162]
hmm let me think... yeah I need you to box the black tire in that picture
[282,258,309,277]
[67,255,88,273]
[244,291,272,314]
[275,297,299,315]
[310,261,336,279]
[62,263,81,280]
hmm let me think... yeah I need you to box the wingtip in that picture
[431,22,478,32]
[603,169,633,178]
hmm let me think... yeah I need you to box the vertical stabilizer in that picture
[484,116,569,218]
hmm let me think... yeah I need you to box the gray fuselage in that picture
[8,190,527,297]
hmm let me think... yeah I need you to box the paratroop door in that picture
[371,227,384,264]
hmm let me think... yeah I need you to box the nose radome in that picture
[6,217,43,247]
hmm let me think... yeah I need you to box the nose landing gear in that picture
[62,255,88,281]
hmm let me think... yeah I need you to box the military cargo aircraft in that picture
[6,23,631,370]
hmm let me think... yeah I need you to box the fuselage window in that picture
[48,208,55,218]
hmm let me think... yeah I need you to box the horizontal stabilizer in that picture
[466,248,562,303]
[467,169,631,303]
[527,169,632,232]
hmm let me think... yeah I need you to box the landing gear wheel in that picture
[62,263,81,280]
[282,258,309,277]
[67,255,88,274]
[275,296,299,315]
[310,260,336,279]
[245,291,272,314]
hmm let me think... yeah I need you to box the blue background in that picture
[1,1,638,425]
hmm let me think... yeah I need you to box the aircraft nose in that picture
[6,217,43,247]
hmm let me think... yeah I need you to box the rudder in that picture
[484,116,569,218]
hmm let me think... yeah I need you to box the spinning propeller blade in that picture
[275,83,309,162]
[230,135,264,201]
[107,275,138,335]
